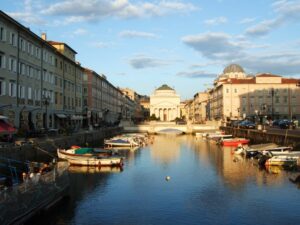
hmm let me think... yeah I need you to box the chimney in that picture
[41,33,47,40]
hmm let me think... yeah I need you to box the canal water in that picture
[28,135,300,225]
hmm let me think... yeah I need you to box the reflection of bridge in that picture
[123,121,220,134]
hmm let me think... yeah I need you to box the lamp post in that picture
[271,88,274,119]
[42,95,51,130]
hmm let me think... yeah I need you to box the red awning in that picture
[0,120,17,135]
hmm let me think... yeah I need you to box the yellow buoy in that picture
[165,176,171,181]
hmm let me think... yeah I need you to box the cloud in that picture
[182,32,244,60]
[72,28,88,36]
[177,70,217,78]
[273,0,300,20]
[119,30,159,39]
[41,0,198,24]
[239,51,300,75]
[244,0,300,37]
[245,18,282,37]
[7,0,45,25]
[128,54,170,69]
[90,41,112,48]
[204,16,227,26]
[239,17,256,24]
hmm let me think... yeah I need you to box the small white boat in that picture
[57,149,123,166]
[265,155,298,167]
[105,138,139,147]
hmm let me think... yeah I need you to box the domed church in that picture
[150,84,181,121]
[222,64,246,79]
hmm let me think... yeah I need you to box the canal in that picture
[28,135,300,225]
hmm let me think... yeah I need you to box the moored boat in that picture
[57,149,123,167]
[221,138,249,146]
[265,155,298,167]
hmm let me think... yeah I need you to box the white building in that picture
[150,84,181,121]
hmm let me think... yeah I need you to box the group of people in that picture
[22,163,52,184]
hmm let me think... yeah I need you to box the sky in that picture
[1,0,300,99]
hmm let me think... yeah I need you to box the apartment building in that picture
[209,64,300,121]
[0,11,58,130]
[83,68,135,127]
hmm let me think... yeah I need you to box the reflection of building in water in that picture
[189,139,287,189]
[150,136,181,164]
[205,145,287,189]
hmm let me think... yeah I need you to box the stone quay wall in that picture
[0,127,122,162]
[221,126,300,148]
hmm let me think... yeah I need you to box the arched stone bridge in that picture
[122,121,220,134]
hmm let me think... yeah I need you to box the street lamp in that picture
[42,95,51,130]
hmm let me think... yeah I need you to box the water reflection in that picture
[68,166,123,173]
[27,135,300,225]
[150,135,181,164]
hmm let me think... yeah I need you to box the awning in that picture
[0,120,17,135]
[55,113,67,119]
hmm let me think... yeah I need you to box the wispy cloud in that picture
[177,70,217,78]
[239,17,256,24]
[90,41,112,48]
[128,54,170,69]
[119,30,159,39]
[72,28,88,36]
[245,18,282,37]
[244,0,300,37]
[7,0,45,25]
[182,32,244,60]
[41,0,198,24]
[204,16,227,26]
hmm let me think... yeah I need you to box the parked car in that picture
[239,120,256,129]
[231,120,243,128]
[271,119,280,127]
[278,120,296,129]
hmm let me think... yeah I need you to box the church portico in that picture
[150,85,181,122]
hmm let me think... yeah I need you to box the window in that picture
[283,96,288,103]
[10,32,17,46]
[9,57,17,72]
[0,53,6,69]
[18,85,25,98]
[28,87,32,99]
[0,79,6,95]
[0,26,6,41]
[275,96,280,103]
[9,81,16,97]
[234,88,237,93]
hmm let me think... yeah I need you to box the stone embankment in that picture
[221,126,300,147]
[0,127,122,162]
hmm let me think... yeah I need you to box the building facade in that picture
[150,84,181,121]
[209,64,300,121]
[0,10,133,134]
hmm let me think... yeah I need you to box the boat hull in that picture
[222,139,249,146]
[57,149,123,167]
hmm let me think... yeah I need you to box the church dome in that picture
[156,84,174,91]
[223,64,244,74]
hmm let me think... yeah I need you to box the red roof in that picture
[223,78,255,84]
[256,73,281,77]
[282,78,300,84]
